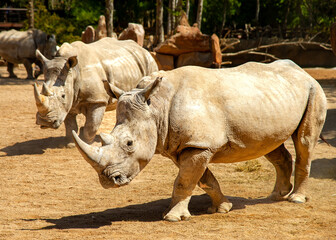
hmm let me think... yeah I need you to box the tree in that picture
[28,0,34,29]
[254,0,260,25]
[105,0,114,37]
[196,0,203,29]
[167,0,173,35]
[186,0,190,19]
[155,0,164,45]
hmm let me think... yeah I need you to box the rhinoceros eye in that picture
[61,94,65,99]
[127,140,133,146]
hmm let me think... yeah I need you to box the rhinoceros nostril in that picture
[113,174,122,183]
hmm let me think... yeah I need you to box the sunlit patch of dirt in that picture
[0,65,335,239]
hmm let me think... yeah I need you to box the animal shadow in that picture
[0,137,67,156]
[23,195,273,229]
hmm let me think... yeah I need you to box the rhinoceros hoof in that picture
[163,212,191,222]
[288,193,307,203]
[269,191,291,201]
[207,202,232,214]
[65,142,76,148]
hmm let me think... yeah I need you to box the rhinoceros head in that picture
[72,78,162,188]
[41,34,57,60]
[34,49,78,129]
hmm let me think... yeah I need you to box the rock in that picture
[81,26,95,44]
[118,23,145,47]
[210,34,222,67]
[95,15,107,41]
[154,25,210,56]
[150,52,174,70]
[176,52,213,68]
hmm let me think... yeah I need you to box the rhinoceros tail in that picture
[319,134,330,146]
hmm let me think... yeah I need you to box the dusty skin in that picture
[0,65,335,239]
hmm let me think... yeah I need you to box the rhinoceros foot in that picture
[269,189,292,201]
[288,193,307,203]
[207,201,232,214]
[163,211,191,222]
[8,73,17,79]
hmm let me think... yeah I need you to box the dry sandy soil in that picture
[0,65,335,240]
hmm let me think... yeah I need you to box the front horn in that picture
[72,130,104,172]
[33,83,49,113]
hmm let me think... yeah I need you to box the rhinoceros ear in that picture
[138,76,163,101]
[36,49,49,65]
[67,55,78,68]
[104,80,125,99]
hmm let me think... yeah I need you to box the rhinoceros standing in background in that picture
[34,37,158,147]
[0,29,57,79]
[72,60,327,221]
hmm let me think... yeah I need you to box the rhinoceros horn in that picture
[72,130,104,172]
[41,82,53,96]
[36,49,49,65]
[33,83,49,113]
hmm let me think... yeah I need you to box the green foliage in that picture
[5,0,336,44]
[23,0,80,44]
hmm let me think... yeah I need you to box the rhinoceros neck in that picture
[149,81,175,156]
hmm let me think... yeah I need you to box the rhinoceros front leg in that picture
[22,59,34,79]
[80,103,106,144]
[164,148,212,222]
[7,62,17,78]
[64,113,78,148]
[198,168,232,214]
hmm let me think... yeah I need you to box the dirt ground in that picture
[0,65,335,240]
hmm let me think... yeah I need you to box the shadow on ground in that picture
[0,137,67,156]
[22,195,274,229]
[311,157,336,180]
[0,135,102,156]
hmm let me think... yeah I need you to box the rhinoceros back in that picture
[0,29,35,63]
[60,38,158,106]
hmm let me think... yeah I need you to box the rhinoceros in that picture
[72,60,327,222]
[34,37,158,147]
[0,29,57,79]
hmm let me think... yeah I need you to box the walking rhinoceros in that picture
[72,60,327,221]
[0,29,57,79]
[34,37,158,147]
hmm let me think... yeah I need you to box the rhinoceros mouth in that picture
[107,171,131,186]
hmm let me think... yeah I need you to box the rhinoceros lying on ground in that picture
[0,29,57,79]
[72,60,327,221]
[34,37,158,147]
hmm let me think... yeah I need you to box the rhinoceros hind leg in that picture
[265,144,293,201]
[7,62,17,78]
[198,168,232,214]
[289,86,326,203]
[22,59,34,79]
[163,148,212,221]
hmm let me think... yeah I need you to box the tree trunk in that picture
[155,0,164,45]
[175,0,183,28]
[186,0,190,19]
[167,0,172,35]
[28,0,34,29]
[105,0,114,37]
[254,0,260,25]
[196,0,203,30]
[220,0,228,37]
[171,0,176,32]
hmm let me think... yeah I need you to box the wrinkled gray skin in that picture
[0,29,57,79]
[34,37,158,147]
[72,60,327,222]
